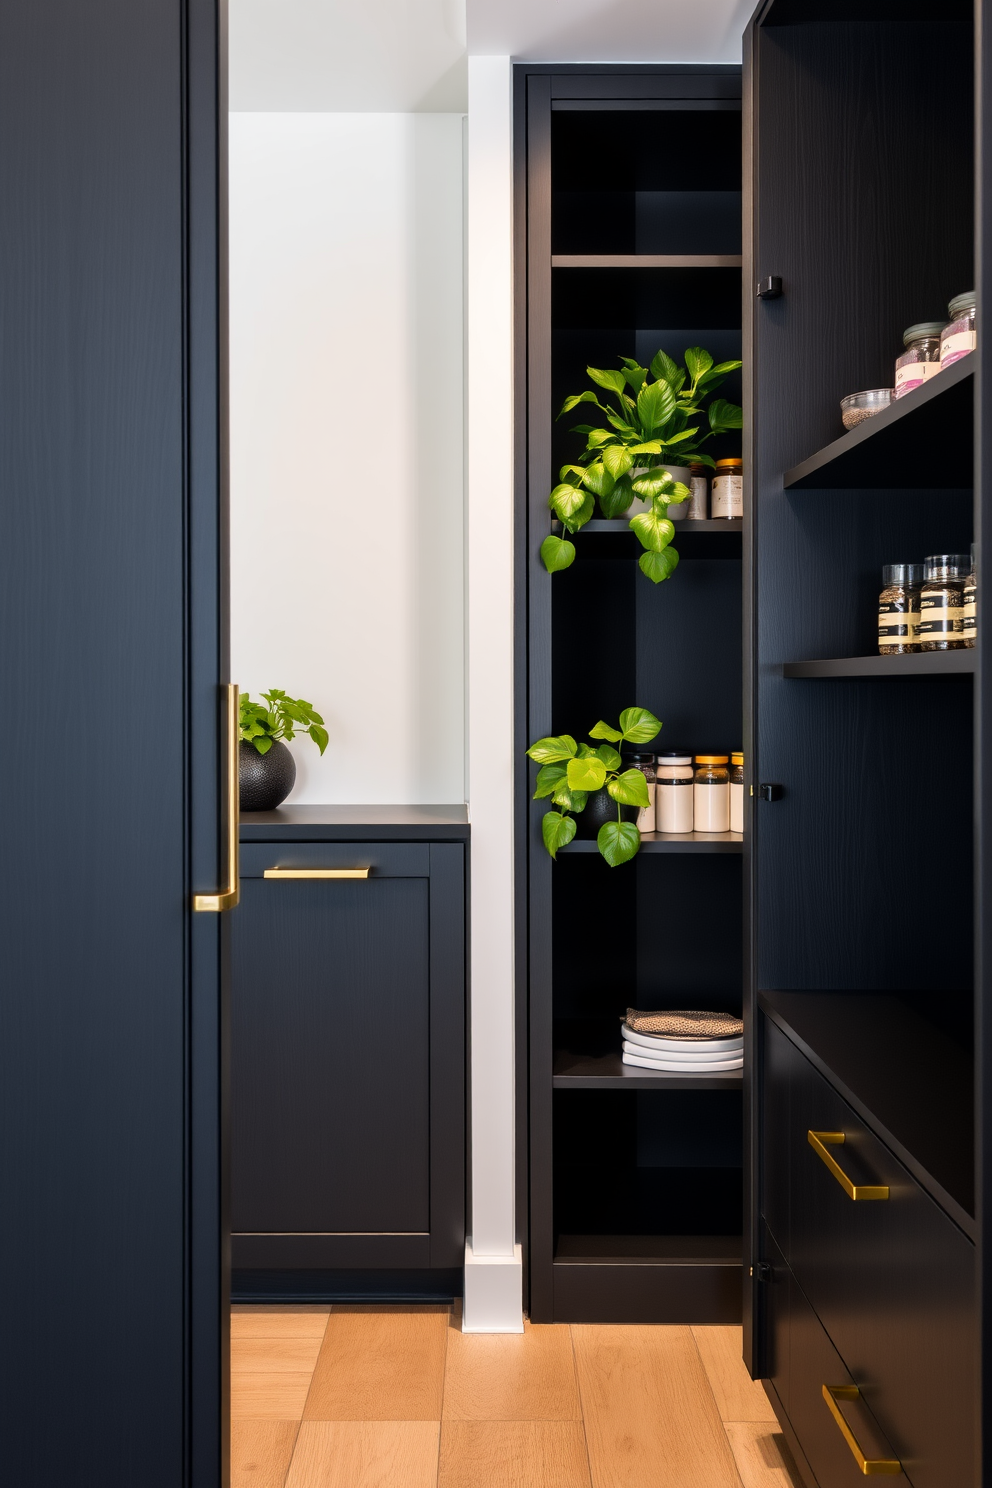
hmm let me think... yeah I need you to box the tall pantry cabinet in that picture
[744,0,988,1484]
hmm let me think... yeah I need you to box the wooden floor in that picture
[231,1304,803,1488]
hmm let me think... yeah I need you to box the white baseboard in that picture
[461,1240,524,1332]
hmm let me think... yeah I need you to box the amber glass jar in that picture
[711,459,742,519]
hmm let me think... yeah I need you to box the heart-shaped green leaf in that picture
[549,483,589,522]
[619,706,663,744]
[527,735,578,764]
[567,756,608,792]
[542,810,577,859]
[639,546,680,584]
[636,379,676,433]
[685,346,714,383]
[597,819,641,867]
[602,445,633,480]
[630,511,676,553]
[631,466,676,501]
[588,720,623,742]
[586,366,626,396]
[599,475,634,518]
[594,743,623,771]
[608,769,651,808]
[559,390,604,416]
[533,762,568,799]
[579,461,615,499]
[552,783,588,812]
[540,534,576,573]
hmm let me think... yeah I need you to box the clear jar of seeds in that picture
[919,555,970,650]
[894,322,944,398]
[878,563,924,653]
[940,292,976,370]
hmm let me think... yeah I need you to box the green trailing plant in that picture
[541,346,742,583]
[239,688,329,756]
[527,706,663,867]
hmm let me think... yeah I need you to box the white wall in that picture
[229,112,466,804]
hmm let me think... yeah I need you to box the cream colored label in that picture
[636,783,656,832]
[895,359,940,390]
[656,781,693,834]
[730,782,744,834]
[685,476,708,520]
[878,607,919,640]
[963,598,976,634]
[918,602,961,635]
[711,473,743,518]
[941,329,976,365]
[693,781,730,833]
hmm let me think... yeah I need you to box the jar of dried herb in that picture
[963,544,977,649]
[878,563,924,653]
[919,555,970,650]
[893,322,944,398]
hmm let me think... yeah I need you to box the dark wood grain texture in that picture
[240,804,470,839]
[782,651,976,678]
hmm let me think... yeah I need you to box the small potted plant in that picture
[526,707,662,866]
[541,345,742,583]
[239,689,328,811]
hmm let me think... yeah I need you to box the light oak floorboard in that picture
[285,1421,440,1488]
[572,1325,741,1488]
[231,1373,314,1421]
[233,1338,325,1375]
[304,1305,448,1422]
[691,1327,778,1424]
[438,1420,592,1488]
[443,1313,581,1421]
[231,1419,299,1488]
[232,1307,331,1340]
[725,1422,805,1488]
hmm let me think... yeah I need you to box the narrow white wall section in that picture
[463,55,522,1332]
[229,112,465,803]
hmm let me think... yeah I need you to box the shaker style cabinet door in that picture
[231,841,465,1271]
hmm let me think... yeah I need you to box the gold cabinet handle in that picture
[808,1131,889,1201]
[822,1385,902,1475]
[193,683,240,912]
[263,868,370,880]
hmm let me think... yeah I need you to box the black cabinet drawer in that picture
[763,1019,975,1488]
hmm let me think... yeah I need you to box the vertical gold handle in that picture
[808,1131,889,1201]
[822,1385,902,1475]
[193,683,240,912]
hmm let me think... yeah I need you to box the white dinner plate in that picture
[622,1026,743,1053]
[622,1049,743,1073]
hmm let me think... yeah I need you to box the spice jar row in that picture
[623,751,745,834]
[667,459,743,520]
[878,548,976,652]
[841,290,976,431]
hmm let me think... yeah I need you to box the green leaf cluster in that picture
[526,707,662,867]
[239,688,329,757]
[541,346,742,583]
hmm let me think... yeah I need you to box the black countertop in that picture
[240,804,470,842]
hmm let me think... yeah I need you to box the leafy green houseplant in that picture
[541,346,742,583]
[527,707,662,867]
[238,688,328,812]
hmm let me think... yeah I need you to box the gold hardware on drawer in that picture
[263,867,371,880]
[822,1385,902,1475]
[808,1131,889,1201]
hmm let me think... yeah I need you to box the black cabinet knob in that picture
[758,783,783,801]
[756,276,782,299]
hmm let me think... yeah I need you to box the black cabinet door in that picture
[231,841,465,1272]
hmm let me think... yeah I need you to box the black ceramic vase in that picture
[575,788,639,839]
[239,738,296,812]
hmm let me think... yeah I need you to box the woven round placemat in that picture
[624,1008,743,1039]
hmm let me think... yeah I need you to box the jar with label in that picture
[623,751,657,833]
[940,292,976,370]
[919,554,970,650]
[878,562,924,653]
[893,322,944,398]
[963,543,976,648]
[693,755,730,833]
[655,752,694,834]
[686,462,709,520]
[729,752,744,833]
[711,458,743,519]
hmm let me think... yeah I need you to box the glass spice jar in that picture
[878,562,924,653]
[729,752,744,834]
[693,755,730,833]
[893,322,944,398]
[655,752,694,834]
[919,554,970,650]
[686,462,709,520]
[711,458,743,519]
[963,543,977,649]
[940,292,976,370]
[623,751,657,833]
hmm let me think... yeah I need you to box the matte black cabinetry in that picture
[232,809,467,1296]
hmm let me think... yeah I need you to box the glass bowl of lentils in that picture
[840,388,893,430]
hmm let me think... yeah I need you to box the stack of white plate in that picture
[621,1024,743,1072]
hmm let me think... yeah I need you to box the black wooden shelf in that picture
[553,518,742,533]
[783,356,973,490]
[553,1049,742,1088]
[240,804,470,841]
[552,255,743,269]
[782,651,975,679]
[560,831,742,853]
[555,1234,741,1265]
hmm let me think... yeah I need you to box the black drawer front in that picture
[240,841,429,878]
[763,1019,975,1488]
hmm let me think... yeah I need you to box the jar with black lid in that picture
[878,563,924,654]
[919,555,970,650]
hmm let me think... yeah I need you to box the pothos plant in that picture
[527,707,662,867]
[239,689,329,756]
[541,346,742,583]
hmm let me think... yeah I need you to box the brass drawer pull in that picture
[808,1131,889,1201]
[263,867,370,880]
[822,1385,902,1476]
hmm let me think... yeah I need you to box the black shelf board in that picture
[552,254,743,269]
[555,1234,741,1264]
[555,518,742,533]
[240,804,470,841]
[783,356,973,490]
[759,990,975,1236]
[560,831,742,854]
[553,1049,742,1088]
[782,650,975,679]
